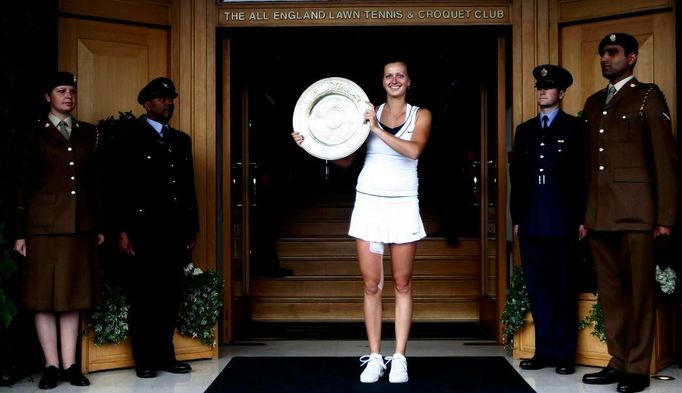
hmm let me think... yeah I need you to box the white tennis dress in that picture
[348,103,426,248]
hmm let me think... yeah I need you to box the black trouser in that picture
[126,236,186,369]
[519,236,578,362]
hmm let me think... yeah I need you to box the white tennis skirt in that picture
[348,192,426,244]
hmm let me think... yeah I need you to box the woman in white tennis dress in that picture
[293,60,431,384]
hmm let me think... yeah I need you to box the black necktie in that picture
[542,115,549,129]
[161,125,169,140]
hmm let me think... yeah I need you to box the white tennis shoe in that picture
[386,353,408,383]
[359,353,386,383]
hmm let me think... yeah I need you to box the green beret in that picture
[45,71,77,93]
[598,32,639,56]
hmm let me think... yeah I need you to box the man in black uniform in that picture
[114,77,199,378]
[510,64,586,375]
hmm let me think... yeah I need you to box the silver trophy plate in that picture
[293,77,370,160]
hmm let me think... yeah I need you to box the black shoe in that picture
[60,364,90,386]
[519,357,554,370]
[38,366,59,390]
[617,373,650,393]
[555,360,575,375]
[135,368,157,378]
[161,362,192,374]
[582,366,620,384]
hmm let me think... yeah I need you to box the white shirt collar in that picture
[610,75,635,93]
[48,113,72,129]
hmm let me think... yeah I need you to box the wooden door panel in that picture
[561,12,676,136]
[59,17,168,123]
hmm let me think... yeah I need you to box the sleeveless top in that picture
[355,103,420,197]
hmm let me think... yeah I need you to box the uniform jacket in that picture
[583,78,678,231]
[510,110,586,237]
[14,118,102,237]
[113,116,199,243]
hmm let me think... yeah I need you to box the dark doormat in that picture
[204,356,536,393]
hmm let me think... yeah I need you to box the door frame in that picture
[218,27,510,342]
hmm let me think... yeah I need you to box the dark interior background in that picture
[225,25,508,239]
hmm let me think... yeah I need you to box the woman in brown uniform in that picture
[13,72,103,390]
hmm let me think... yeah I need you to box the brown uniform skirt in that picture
[22,233,101,312]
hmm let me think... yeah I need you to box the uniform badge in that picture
[540,68,547,77]
[162,82,169,88]
[44,122,50,128]
[630,83,636,87]
[609,33,617,42]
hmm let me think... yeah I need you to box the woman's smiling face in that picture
[382,62,410,97]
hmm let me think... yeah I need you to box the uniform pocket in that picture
[28,193,56,228]
[610,113,638,142]
[613,167,651,183]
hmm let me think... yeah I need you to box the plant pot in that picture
[81,327,217,373]
[513,292,676,374]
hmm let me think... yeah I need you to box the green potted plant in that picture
[178,263,224,346]
[501,265,530,349]
[87,264,224,346]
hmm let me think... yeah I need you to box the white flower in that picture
[656,265,677,295]
[184,262,203,276]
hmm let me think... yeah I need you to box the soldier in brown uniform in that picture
[13,72,104,389]
[580,33,678,393]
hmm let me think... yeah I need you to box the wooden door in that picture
[58,17,169,123]
[478,36,508,342]
[560,12,676,134]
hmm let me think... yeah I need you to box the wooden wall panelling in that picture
[560,12,677,137]
[559,0,673,24]
[58,17,168,123]
[59,0,171,26]
[512,0,560,132]
[172,0,217,273]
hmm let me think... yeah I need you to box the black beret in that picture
[532,64,573,90]
[598,32,639,56]
[45,71,77,93]
[137,77,178,105]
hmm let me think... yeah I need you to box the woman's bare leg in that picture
[357,239,384,354]
[59,311,80,368]
[34,312,59,367]
[389,242,416,355]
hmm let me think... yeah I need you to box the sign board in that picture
[218,4,511,27]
